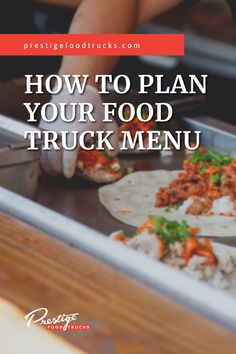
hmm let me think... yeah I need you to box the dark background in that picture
[0,0,235,125]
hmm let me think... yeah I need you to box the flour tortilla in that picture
[99,170,236,237]
[76,159,122,184]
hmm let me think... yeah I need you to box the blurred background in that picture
[0,0,236,124]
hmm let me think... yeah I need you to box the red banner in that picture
[0,34,184,56]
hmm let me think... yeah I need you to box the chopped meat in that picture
[156,149,236,216]
[186,198,209,215]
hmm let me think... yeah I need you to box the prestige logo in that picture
[25,308,91,331]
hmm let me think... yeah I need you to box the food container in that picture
[0,115,41,199]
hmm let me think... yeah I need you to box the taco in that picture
[118,112,165,153]
[156,148,236,217]
[99,149,236,236]
[77,149,123,183]
[110,216,236,293]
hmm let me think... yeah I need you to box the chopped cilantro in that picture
[165,206,172,212]
[190,149,233,168]
[165,201,183,212]
[150,216,190,246]
[179,264,186,270]
[126,167,134,175]
[221,176,226,184]
[210,173,221,185]
[198,165,207,175]
[229,255,236,265]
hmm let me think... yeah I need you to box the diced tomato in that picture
[189,227,200,238]
[198,147,206,154]
[78,148,122,178]
[113,233,126,244]
[183,237,217,266]
[119,117,155,140]
[230,160,236,172]
[204,166,219,176]
[159,238,165,259]
[183,238,199,264]
[136,217,153,234]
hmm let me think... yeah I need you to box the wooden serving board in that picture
[0,212,236,354]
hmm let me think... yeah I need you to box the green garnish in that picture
[126,167,134,175]
[210,173,221,185]
[198,164,208,175]
[165,206,172,212]
[179,264,186,270]
[103,150,110,158]
[165,201,183,212]
[190,149,233,168]
[229,255,236,265]
[150,216,190,246]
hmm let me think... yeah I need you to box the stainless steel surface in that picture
[0,116,40,199]
[1,186,236,331]
[35,116,236,243]
[184,116,236,155]
[0,115,236,329]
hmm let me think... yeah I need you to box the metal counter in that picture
[1,113,236,330]
[36,116,236,248]
[0,116,41,198]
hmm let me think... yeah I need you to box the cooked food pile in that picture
[111,216,236,289]
[117,109,167,152]
[156,148,236,216]
[77,149,123,183]
[119,117,156,141]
